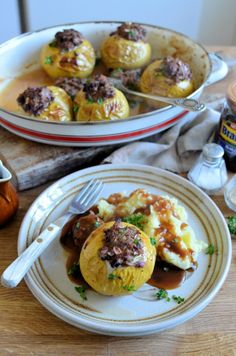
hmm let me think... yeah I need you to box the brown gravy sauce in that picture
[0,64,156,117]
[60,191,195,291]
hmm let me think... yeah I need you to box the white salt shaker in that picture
[188,143,228,195]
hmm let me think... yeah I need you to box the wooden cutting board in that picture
[0,126,116,191]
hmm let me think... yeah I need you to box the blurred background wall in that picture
[1,0,236,45]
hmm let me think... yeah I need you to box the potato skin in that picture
[40,39,95,78]
[140,59,194,107]
[37,86,72,122]
[74,88,130,121]
[79,221,156,296]
[101,35,151,69]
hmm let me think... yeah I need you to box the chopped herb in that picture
[49,41,57,48]
[94,221,101,228]
[206,244,215,255]
[227,216,236,235]
[67,262,80,276]
[150,237,157,246]
[75,221,80,229]
[87,97,94,103]
[155,289,185,304]
[134,238,140,245]
[172,295,185,304]
[73,104,79,113]
[128,29,136,38]
[75,285,87,300]
[172,239,178,243]
[122,213,147,231]
[156,288,169,300]
[110,67,123,78]
[108,273,119,280]
[44,56,53,64]
[97,98,103,105]
[122,285,136,292]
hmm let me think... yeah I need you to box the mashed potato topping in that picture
[97,189,207,270]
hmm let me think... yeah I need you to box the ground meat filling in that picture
[83,74,115,102]
[54,29,84,52]
[55,77,85,98]
[121,69,141,90]
[99,220,146,268]
[111,23,147,42]
[17,87,53,116]
[160,56,192,83]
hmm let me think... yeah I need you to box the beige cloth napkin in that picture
[104,109,220,173]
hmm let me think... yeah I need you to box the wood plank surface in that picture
[0,46,236,355]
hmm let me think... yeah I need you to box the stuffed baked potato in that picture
[101,23,151,70]
[40,29,96,79]
[80,220,156,296]
[17,86,72,121]
[74,74,129,121]
[140,56,194,107]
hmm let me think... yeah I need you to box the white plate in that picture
[18,164,232,336]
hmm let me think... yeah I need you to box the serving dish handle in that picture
[206,53,228,86]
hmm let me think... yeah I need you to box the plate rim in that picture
[18,164,232,335]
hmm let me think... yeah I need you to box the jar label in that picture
[219,120,236,145]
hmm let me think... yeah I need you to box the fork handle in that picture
[1,223,61,288]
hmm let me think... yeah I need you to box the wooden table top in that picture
[1,46,236,355]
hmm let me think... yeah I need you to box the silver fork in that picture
[109,77,206,112]
[1,179,104,288]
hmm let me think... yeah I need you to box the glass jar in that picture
[188,143,228,195]
[216,81,236,172]
[224,174,236,211]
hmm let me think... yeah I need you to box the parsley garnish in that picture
[75,285,87,300]
[73,104,79,113]
[49,41,57,48]
[44,56,53,64]
[108,273,119,280]
[97,98,103,105]
[122,285,136,292]
[155,289,185,304]
[87,97,94,103]
[150,237,157,246]
[94,221,101,228]
[227,216,236,235]
[156,288,169,300]
[206,244,215,255]
[67,262,80,276]
[133,238,140,245]
[122,213,147,231]
[172,295,185,304]
[128,29,136,38]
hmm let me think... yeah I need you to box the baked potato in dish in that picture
[17,86,72,121]
[79,220,156,296]
[101,23,151,70]
[140,56,194,107]
[74,74,129,121]
[40,29,96,78]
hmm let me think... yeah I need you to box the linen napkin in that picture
[104,108,220,173]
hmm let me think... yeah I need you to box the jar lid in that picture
[227,81,236,112]
[202,143,224,163]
